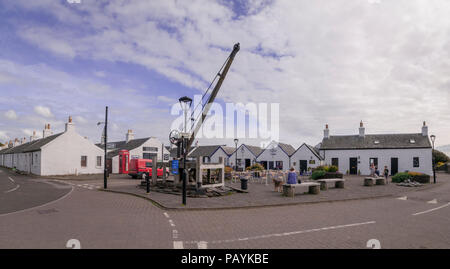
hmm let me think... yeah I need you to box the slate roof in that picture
[0,133,63,154]
[244,145,263,157]
[188,145,225,158]
[320,133,432,150]
[304,144,323,160]
[278,142,296,156]
[105,137,151,158]
[222,146,236,155]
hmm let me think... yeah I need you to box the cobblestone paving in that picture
[104,175,442,210]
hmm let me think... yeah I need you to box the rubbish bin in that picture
[241,178,248,190]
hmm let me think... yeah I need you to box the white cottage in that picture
[290,143,323,174]
[319,122,433,176]
[228,144,263,170]
[101,130,170,174]
[256,141,295,170]
[188,145,234,165]
[0,117,104,176]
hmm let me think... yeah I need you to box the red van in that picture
[128,159,169,179]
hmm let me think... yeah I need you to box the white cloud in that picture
[4,110,18,120]
[34,105,54,118]
[157,95,176,103]
[0,131,9,141]
[4,0,450,146]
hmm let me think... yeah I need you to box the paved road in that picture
[1,167,449,249]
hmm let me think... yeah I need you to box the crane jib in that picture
[185,42,240,153]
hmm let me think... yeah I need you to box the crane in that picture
[170,42,240,205]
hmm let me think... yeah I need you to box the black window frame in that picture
[413,157,420,168]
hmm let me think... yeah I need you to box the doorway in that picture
[299,160,308,174]
[349,158,358,175]
[391,158,398,176]
[245,159,251,169]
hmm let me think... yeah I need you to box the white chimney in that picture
[13,138,19,147]
[22,137,27,144]
[43,123,53,138]
[30,131,37,142]
[126,129,134,143]
[65,116,75,132]
[359,121,365,138]
[422,121,428,137]
[324,124,330,139]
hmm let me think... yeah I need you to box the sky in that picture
[0,0,449,149]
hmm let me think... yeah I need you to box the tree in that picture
[433,149,450,163]
[0,142,4,147]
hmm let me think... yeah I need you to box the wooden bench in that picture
[282,182,321,197]
[364,177,386,186]
[316,178,345,190]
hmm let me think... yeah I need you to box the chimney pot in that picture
[69,116,72,123]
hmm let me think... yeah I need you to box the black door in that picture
[349,158,358,175]
[391,158,398,176]
[261,161,267,170]
[268,161,274,170]
[299,160,308,174]
[245,159,251,168]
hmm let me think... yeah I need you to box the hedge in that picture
[311,171,343,180]
[392,172,430,183]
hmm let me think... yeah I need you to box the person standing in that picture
[370,163,375,177]
[384,166,389,184]
[287,167,299,184]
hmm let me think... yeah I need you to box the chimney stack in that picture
[14,138,19,147]
[359,121,365,138]
[323,124,330,139]
[126,129,134,143]
[43,123,53,138]
[422,121,428,137]
[65,116,75,132]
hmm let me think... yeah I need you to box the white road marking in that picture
[397,196,407,200]
[4,184,20,193]
[172,230,178,239]
[197,241,208,249]
[169,219,176,227]
[412,202,450,216]
[192,221,377,245]
[8,177,15,183]
[0,186,74,217]
[427,199,438,204]
[163,212,170,218]
[173,241,184,249]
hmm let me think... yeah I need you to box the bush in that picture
[246,163,264,171]
[311,170,326,180]
[408,172,430,183]
[313,165,329,172]
[325,172,343,179]
[328,165,338,173]
[392,172,431,183]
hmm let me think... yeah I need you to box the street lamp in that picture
[430,134,436,184]
[234,138,239,171]
[179,96,192,133]
[179,96,192,205]
[97,106,108,189]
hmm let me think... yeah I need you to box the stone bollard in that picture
[283,184,294,197]
[309,185,320,195]
[319,181,328,190]
[364,177,374,186]
[335,181,345,188]
[376,177,386,185]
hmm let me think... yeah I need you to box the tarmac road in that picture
[1,167,449,249]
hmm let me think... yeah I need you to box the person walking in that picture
[384,166,389,184]
[370,163,375,177]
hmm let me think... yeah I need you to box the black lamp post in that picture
[179,96,192,205]
[97,106,108,189]
[234,138,238,171]
[431,134,436,184]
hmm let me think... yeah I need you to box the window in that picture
[81,156,87,167]
[369,158,378,167]
[309,160,316,165]
[143,147,158,152]
[97,156,102,167]
[332,158,339,167]
[163,154,170,161]
[413,157,420,167]
[202,156,211,163]
[146,162,152,168]
[275,161,283,170]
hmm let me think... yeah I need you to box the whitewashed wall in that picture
[40,130,104,176]
[320,148,432,175]
[290,144,321,171]
[228,145,257,169]
[209,148,230,164]
[256,141,291,170]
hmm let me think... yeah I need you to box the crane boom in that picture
[185,43,240,153]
